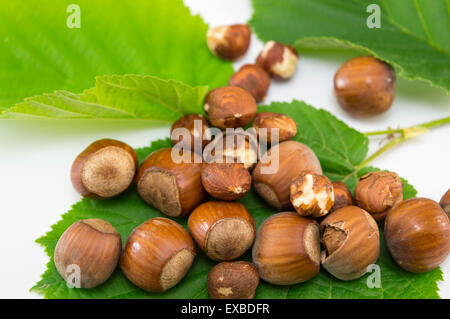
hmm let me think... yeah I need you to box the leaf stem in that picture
[363,116,450,136]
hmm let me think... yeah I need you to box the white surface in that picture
[0,0,449,298]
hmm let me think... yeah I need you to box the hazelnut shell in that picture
[252,112,297,144]
[170,114,211,151]
[440,189,450,217]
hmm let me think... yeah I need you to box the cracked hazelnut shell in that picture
[71,139,138,199]
[252,112,297,144]
[188,201,256,261]
[256,41,298,79]
[170,114,211,151]
[440,189,450,217]
[320,206,380,280]
[120,218,196,292]
[385,198,450,273]
[330,181,354,213]
[228,64,270,102]
[207,24,251,61]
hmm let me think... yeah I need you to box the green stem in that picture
[363,116,450,136]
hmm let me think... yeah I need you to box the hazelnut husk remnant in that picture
[334,56,396,116]
[201,162,251,200]
[136,148,206,217]
[228,64,270,103]
[71,139,138,199]
[320,206,380,280]
[204,86,257,129]
[120,218,196,292]
[440,189,450,217]
[188,201,256,261]
[207,261,259,299]
[256,41,298,79]
[290,172,334,218]
[54,219,122,288]
[385,198,450,273]
[252,112,297,144]
[354,171,403,221]
[207,24,251,61]
[170,114,211,151]
[252,212,320,285]
[330,181,354,213]
[252,141,322,210]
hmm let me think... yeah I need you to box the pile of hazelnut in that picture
[53,24,450,299]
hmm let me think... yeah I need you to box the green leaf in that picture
[250,0,450,92]
[32,102,442,299]
[0,0,233,110]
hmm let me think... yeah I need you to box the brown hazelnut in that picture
[320,206,380,280]
[201,162,251,200]
[252,112,297,144]
[290,172,334,218]
[385,198,450,273]
[54,219,121,288]
[354,171,403,221]
[440,189,450,217]
[71,139,138,199]
[120,218,196,292]
[330,181,354,213]
[207,261,259,299]
[207,24,251,61]
[334,56,396,116]
[136,148,206,217]
[252,212,320,285]
[252,141,322,210]
[256,41,298,79]
[188,201,256,261]
[170,114,211,151]
[203,86,257,129]
[228,64,270,102]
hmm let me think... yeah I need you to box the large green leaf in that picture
[32,102,442,299]
[250,0,450,92]
[0,0,233,111]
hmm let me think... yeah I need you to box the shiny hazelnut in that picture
[170,114,211,151]
[207,24,251,61]
[71,139,138,199]
[385,198,450,273]
[330,181,354,213]
[440,189,450,217]
[334,56,396,116]
[54,219,121,288]
[120,218,195,292]
[201,162,251,200]
[252,141,322,210]
[228,64,270,102]
[320,206,380,280]
[207,261,259,299]
[290,172,334,218]
[188,201,256,261]
[256,41,298,79]
[354,171,403,221]
[136,148,206,217]
[203,86,257,129]
[252,112,297,144]
[252,212,320,285]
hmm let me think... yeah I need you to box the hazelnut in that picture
[256,41,298,79]
[252,112,297,144]
[120,217,196,292]
[334,56,396,116]
[201,162,251,200]
[440,189,450,217]
[290,172,334,218]
[54,219,121,288]
[206,24,251,61]
[330,181,354,213]
[188,201,256,261]
[71,139,138,198]
[136,148,206,217]
[228,64,270,102]
[252,212,320,285]
[354,171,403,221]
[252,141,322,210]
[385,198,450,273]
[207,261,259,299]
[203,86,257,129]
[170,114,211,151]
[320,206,380,280]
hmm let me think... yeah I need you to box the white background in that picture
[0,0,449,298]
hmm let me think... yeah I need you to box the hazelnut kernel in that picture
[170,114,211,151]
[330,181,354,213]
[256,41,298,79]
[228,64,270,103]
[252,112,297,144]
[206,24,251,61]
